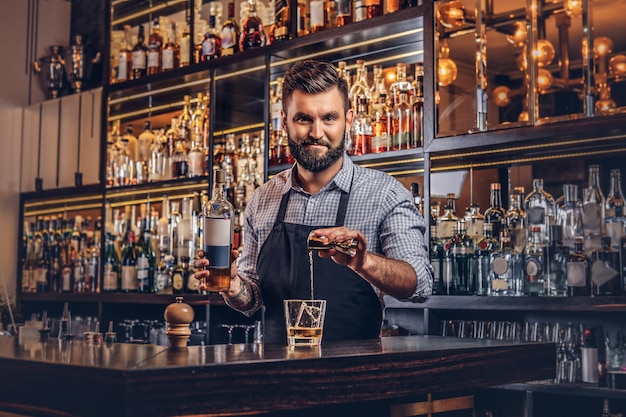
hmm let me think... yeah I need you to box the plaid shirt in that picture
[233,155,433,315]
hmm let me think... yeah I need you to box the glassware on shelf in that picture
[504,190,526,254]
[437,193,459,241]
[545,225,569,297]
[605,168,625,248]
[239,0,266,52]
[525,178,556,245]
[475,223,499,295]
[484,182,506,241]
[33,45,66,99]
[590,237,621,296]
[567,237,590,296]
[582,164,605,252]
[489,231,523,296]
[557,184,583,249]
[524,225,546,296]
[464,203,485,244]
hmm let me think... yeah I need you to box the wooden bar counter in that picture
[0,335,555,417]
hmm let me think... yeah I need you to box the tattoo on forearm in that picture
[228,281,252,309]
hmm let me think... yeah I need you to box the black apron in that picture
[256,179,383,344]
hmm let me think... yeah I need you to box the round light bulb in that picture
[537,68,553,92]
[566,0,582,17]
[532,39,556,67]
[609,54,626,79]
[437,1,466,28]
[506,22,527,48]
[492,85,511,107]
[438,58,458,87]
[594,36,614,57]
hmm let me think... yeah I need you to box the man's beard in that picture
[288,133,345,173]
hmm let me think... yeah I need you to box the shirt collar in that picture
[282,153,354,195]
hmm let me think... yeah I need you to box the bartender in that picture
[195,59,433,344]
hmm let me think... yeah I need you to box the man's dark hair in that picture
[282,60,350,113]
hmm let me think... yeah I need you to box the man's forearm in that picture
[357,252,418,299]
[222,275,262,314]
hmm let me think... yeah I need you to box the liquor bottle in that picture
[35,237,50,293]
[147,19,163,75]
[524,225,546,296]
[49,235,61,293]
[366,0,383,19]
[591,237,621,296]
[200,4,222,61]
[171,138,189,178]
[410,183,422,215]
[605,169,625,248]
[202,169,234,292]
[72,233,86,293]
[429,225,444,295]
[545,225,570,296]
[172,260,184,295]
[102,232,120,292]
[117,25,133,82]
[177,197,194,261]
[392,90,411,150]
[85,236,99,294]
[336,0,352,26]
[449,219,475,294]
[437,193,459,241]
[525,178,555,245]
[567,237,590,296]
[337,61,351,91]
[222,1,241,54]
[131,24,148,80]
[489,231,523,296]
[161,22,180,71]
[504,190,526,254]
[389,63,414,106]
[169,201,182,263]
[239,0,266,52]
[485,182,506,241]
[475,223,499,295]
[137,121,154,165]
[349,60,370,113]
[557,183,583,249]
[154,255,174,294]
[148,130,166,182]
[189,93,207,177]
[310,0,328,33]
[385,0,400,14]
[137,222,156,293]
[350,96,372,156]
[410,63,424,148]
[464,203,485,245]
[270,77,284,164]
[183,256,200,293]
[179,94,193,144]
[157,195,170,258]
[354,0,367,22]
[582,164,605,252]
[121,231,138,292]
[180,12,192,67]
[370,93,391,153]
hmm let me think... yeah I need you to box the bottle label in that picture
[526,206,545,225]
[180,38,190,65]
[61,267,72,291]
[203,217,232,266]
[582,203,603,234]
[118,54,128,80]
[204,245,231,269]
[591,259,619,287]
[162,49,174,70]
[491,256,509,276]
[155,271,168,292]
[132,51,146,69]
[355,1,367,21]
[188,152,206,176]
[336,0,351,16]
[147,51,159,69]
[567,262,586,287]
[187,274,200,291]
[201,38,217,57]
[606,221,623,247]
[137,257,149,280]
[103,266,117,291]
[524,257,543,279]
[172,272,184,290]
[491,278,509,291]
[121,265,137,290]
[310,0,325,27]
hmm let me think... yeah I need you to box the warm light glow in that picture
[438,58,458,87]
[532,39,556,67]
[610,55,626,79]
[594,36,614,57]
[437,1,466,28]
[595,97,617,113]
[518,110,529,122]
[516,51,527,71]
[565,0,582,17]
[492,85,511,107]
[537,68,553,91]
[506,22,527,48]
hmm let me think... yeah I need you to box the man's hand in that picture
[194,249,239,293]
[309,226,368,272]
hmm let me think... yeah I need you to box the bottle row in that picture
[110,0,423,83]
[21,170,237,295]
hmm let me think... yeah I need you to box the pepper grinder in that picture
[164,297,194,349]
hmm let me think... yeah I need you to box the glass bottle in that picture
[524,225,546,296]
[392,90,411,150]
[557,183,583,250]
[485,182,506,241]
[389,63,414,107]
[582,164,605,252]
[169,201,182,263]
[154,254,174,294]
[545,225,570,297]
[179,94,193,145]
[270,77,284,164]
[147,19,163,75]
[605,169,625,248]
[202,169,234,292]
[504,190,526,254]
[335,0,352,26]
[350,96,372,156]
[410,63,424,148]
[161,22,180,71]
[102,232,120,292]
[591,237,621,296]
[310,0,328,33]
[222,2,241,54]
[525,178,555,245]
[567,237,590,296]
[172,260,184,295]
[200,4,222,61]
[365,0,383,19]
[410,183,422,215]
[475,222,499,295]
[349,60,370,112]
[464,202,485,245]
[336,61,351,91]
[137,121,155,165]
[117,25,133,82]
[171,139,189,178]
[179,12,192,67]
[120,230,138,293]
[36,237,50,293]
[429,225,444,295]
[131,24,148,80]
[489,231,523,296]
[148,129,166,182]
[371,93,391,154]
[444,220,475,295]
[437,193,460,241]
[239,0,266,52]
[183,256,199,293]
[137,222,156,293]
